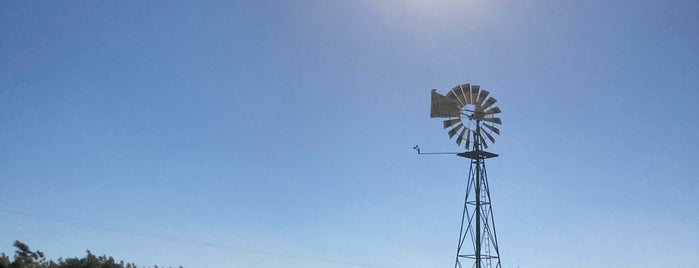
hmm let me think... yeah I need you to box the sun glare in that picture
[370,0,488,21]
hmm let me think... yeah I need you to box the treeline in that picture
[0,241,182,268]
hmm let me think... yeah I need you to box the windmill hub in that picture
[461,105,482,119]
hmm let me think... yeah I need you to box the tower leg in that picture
[454,156,501,268]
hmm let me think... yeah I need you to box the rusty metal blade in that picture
[443,118,462,128]
[445,88,458,100]
[478,132,489,149]
[481,97,497,111]
[456,128,467,146]
[461,84,472,104]
[482,117,502,124]
[482,129,496,144]
[470,85,480,104]
[483,124,500,135]
[476,90,490,107]
[448,123,463,138]
[484,106,501,116]
[451,85,466,105]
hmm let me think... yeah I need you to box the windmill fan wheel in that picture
[441,84,502,149]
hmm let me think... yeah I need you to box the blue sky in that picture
[1,1,697,267]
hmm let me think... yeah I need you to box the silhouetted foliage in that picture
[0,241,182,268]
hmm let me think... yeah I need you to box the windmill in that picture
[421,83,503,268]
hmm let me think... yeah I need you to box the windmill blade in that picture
[482,117,502,125]
[448,123,463,138]
[476,90,490,107]
[484,106,501,116]
[443,118,462,129]
[445,89,460,103]
[460,84,472,105]
[481,97,497,111]
[482,128,496,144]
[455,128,467,146]
[483,123,500,135]
[462,84,472,104]
[452,85,468,105]
[478,132,489,149]
[447,87,461,105]
[470,85,480,104]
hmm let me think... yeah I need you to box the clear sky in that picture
[1,1,697,268]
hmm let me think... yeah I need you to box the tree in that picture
[0,241,181,268]
[0,253,11,268]
[11,240,45,268]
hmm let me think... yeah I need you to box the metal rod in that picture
[474,121,482,268]
[413,145,459,155]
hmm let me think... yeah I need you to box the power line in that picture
[0,203,406,268]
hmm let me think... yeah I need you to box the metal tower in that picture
[424,84,503,268]
[454,122,501,268]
